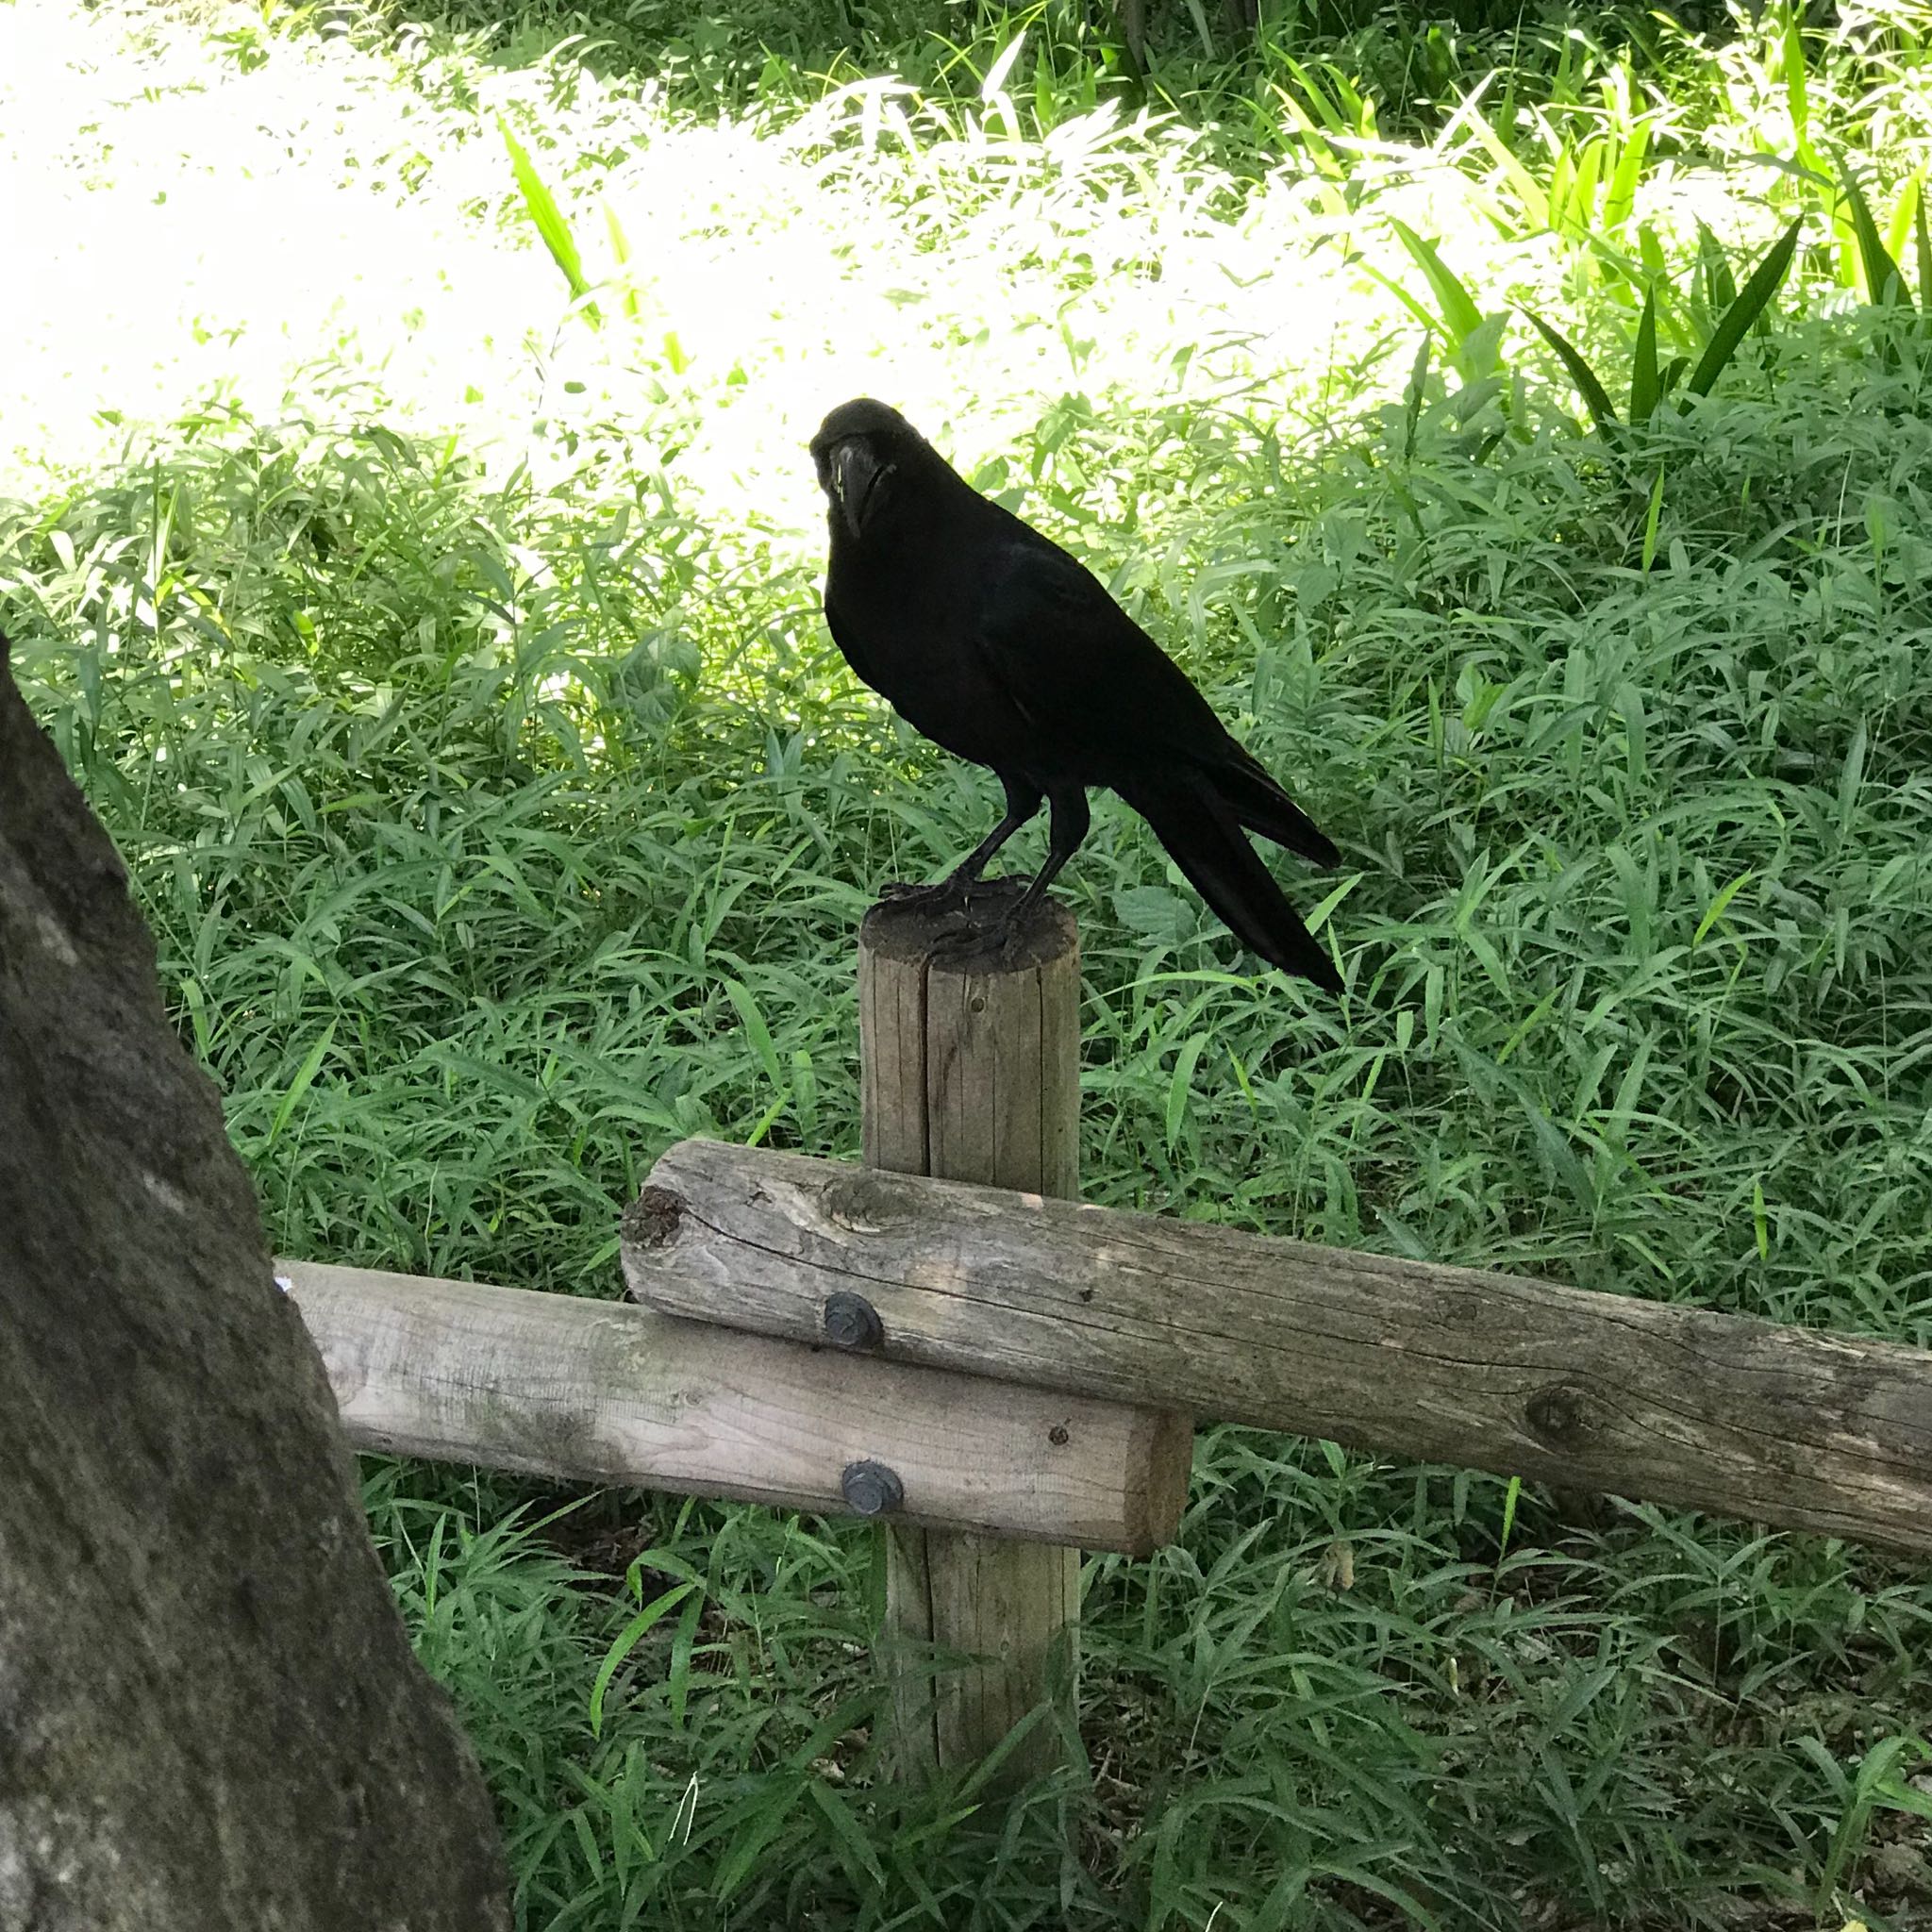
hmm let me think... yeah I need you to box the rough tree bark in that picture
[0,639,510,1932]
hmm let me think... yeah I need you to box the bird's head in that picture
[810,398,924,541]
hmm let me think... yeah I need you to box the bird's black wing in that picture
[967,535,1223,754]
[969,534,1338,867]
[966,535,1340,988]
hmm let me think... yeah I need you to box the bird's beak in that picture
[825,438,891,540]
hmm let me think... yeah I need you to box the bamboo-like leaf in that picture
[1640,463,1665,574]
[1566,138,1604,236]
[1840,164,1907,306]
[980,27,1026,99]
[1630,286,1660,425]
[1526,311,1622,433]
[724,978,782,1088]
[1918,180,1932,316]
[1601,116,1650,234]
[1884,172,1919,275]
[1330,63,1372,136]
[1547,135,1575,231]
[1361,260,1445,342]
[1696,222,1738,314]
[1273,80,1345,183]
[1280,56,1343,133]
[1165,1033,1208,1153]
[1783,7,1821,176]
[1685,217,1802,396]
[1462,102,1548,230]
[1388,218,1483,343]
[270,1021,337,1145]
[1637,221,1671,288]
[603,202,641,320]
[1401,331,1432,459]
[590,1579,696,1738]
[1693,870,1756,945]
[499,113,592,305]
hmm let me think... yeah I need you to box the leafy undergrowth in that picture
[7,0,1932,1924]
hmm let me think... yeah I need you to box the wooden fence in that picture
[284,892,1932,1791]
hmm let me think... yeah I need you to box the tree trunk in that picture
[0,638,510,1932]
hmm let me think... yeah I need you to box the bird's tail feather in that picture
[1203,752,1340,868]
[1118,777,1342,992]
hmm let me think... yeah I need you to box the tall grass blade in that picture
[1464,100,1549,231]
[1696,222,1738,314]
[603,203,641,321]
[1601,117,1650,235]
[1279,56,1345,133]
[269,1021,336,1146]
[1840,163,1907,305]
[1640,463,1665,573]
[1629,287,1660,425]
[1684,217,1802,396]
[1388,219,1484,344]
[1527,312,1621,433]
[1884,173,1920,276]
[1781,4,1822,178]
[980,28,1026,99]
[1566,138,1604,236]
[1919,185,1932,317]
[498,114,594,308]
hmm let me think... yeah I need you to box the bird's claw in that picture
[987,916,1025,962]
[926,909,1028,964]
[879,876,978,910]
[878,874,1036,962]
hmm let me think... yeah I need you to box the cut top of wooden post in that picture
[858,888,1079,1196]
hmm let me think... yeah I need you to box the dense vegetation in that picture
[6,0,1932,1922]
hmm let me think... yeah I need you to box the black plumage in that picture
[809,398,1342,992]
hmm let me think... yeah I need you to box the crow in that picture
[809,398,1343,992]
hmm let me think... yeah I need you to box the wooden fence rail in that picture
[279,1259,1188,1555]
[623,1137,1932,1556]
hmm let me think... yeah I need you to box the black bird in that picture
[809,398,1343,992]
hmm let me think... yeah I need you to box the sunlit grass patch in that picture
[14,0,1922,527]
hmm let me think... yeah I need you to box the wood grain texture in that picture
[279,1258,1178,1554]
[856,893,1104,1785]
[885,1530,1081,1778]
[624,1140,1932,1554]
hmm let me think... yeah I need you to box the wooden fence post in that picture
[858,883,1081,1788]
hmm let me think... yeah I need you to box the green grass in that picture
[8,0,1932,1923]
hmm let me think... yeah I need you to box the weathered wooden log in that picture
[858,887,1094,1787]
[625,1139,1932,1554]
[282,1258,1186,1557]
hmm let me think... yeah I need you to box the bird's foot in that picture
[983,914,1027,962]
[878,877,977,911]
[926,899,1038,965]
[877,875,1039,960]
[877,872,1026,916]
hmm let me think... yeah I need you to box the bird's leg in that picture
[982,787,1091,950]
[880,776,1044,909]
[948,776,1046,886]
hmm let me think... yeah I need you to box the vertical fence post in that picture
[858,885,1082,1789]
